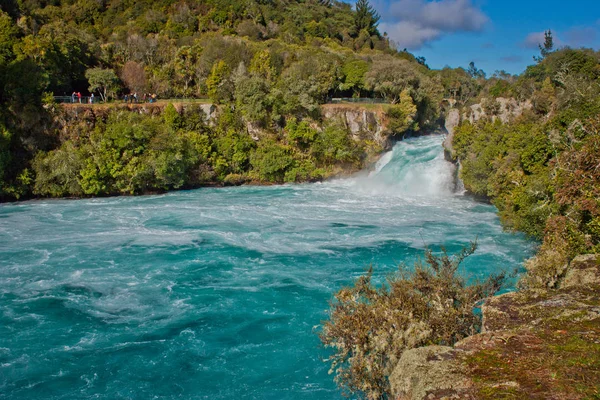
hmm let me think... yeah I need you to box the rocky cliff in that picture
[442,98,532,160]
[57,102,393,149]
[389,254,600,400]
[321,104,392,148]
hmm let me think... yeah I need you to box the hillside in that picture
[0,0,458,201]
[2,1,600,399]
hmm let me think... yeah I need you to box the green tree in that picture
[174,45,201,96]
[467,61,486,79]
[85,68,119,102]
[386,89,417,133]
[206,60,232,104]
[235,75,271,124]
[534,30,554,62]
[340,59,369,97]
[250,140,295,182]
[354,0,380,36]
[365,56,421,104]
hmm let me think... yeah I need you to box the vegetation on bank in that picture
[452,45,600,289]
[320,243,505,399]
[0,0,497,201]
[320,36,600,399]
[32,104,371,197]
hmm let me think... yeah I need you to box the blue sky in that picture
[356,0,600,75]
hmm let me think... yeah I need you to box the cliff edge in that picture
[390,254,600,399]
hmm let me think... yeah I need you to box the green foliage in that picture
[206,60,232,104]
[340,59,369,97]
[453,119,554,238]
[534,30,554,62]
[235,75,271,124]
[32,141,85,197]
[32,110,211,196]
[312,122,362,166]
[452,49,600,290]
[385,90,417,133]
[0,124,13,196]
[285,118,317,148]
[163,103,181,128]
[364,55,421,104]
[354,0,380,37]
[250,140,295,182]
[85,68,119,102]
[320,242,505,399]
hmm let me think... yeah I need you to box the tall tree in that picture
[354,0,380,36]
[534,30,554,62]
[467,61,486,79]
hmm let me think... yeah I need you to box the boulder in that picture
[389,346,473,400]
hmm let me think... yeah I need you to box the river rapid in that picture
[0,135,534,399]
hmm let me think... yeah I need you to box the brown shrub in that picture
[319,242,505,399]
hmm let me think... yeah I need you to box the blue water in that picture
[0,135,534,399]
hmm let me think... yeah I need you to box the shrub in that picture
[320,242,505,399]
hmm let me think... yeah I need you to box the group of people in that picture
[123,93,158,104]
[67,91,158,104]
[71,92,82,103]
[71,92,95,104]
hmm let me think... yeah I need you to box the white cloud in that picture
[380,21,441,49]
[379,0,489,49]
[564,27,597,46]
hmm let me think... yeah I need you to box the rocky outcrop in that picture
[390,254,600,400]
[59,102,392,149]
[442,109,460,160]
[321,104,391,148]
[463,97,532,125]
[389,346,473,400]
[442,97,532,161]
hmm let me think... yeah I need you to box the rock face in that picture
[59,102,392,149]
[390,254,600,400]
[442,109,460,160]
[442,97,532,161]
[389,346,473,400]
[462,98,532,125]
[321,104,390,148]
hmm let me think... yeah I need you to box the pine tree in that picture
[534,30,554,62]
[354,0,380,37]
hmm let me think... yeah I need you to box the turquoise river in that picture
[0,135,534,399]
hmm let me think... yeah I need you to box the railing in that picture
[53,96,211,105]
[328,97,388,104]
[54,96,99,104]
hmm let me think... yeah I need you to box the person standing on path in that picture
[77,92,82,103]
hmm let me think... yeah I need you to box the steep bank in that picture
[442,97,532,161]
[57,102,394,149]
[390,254,600,400]
[413,48,600,398]
[21,102,420,201]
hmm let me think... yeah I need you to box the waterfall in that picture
[352,135,456,197]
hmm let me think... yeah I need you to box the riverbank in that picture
[3,100,441,203]
[390,254,600,399]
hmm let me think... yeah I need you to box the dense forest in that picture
[451,45,600,290]
[0,0,509,201]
